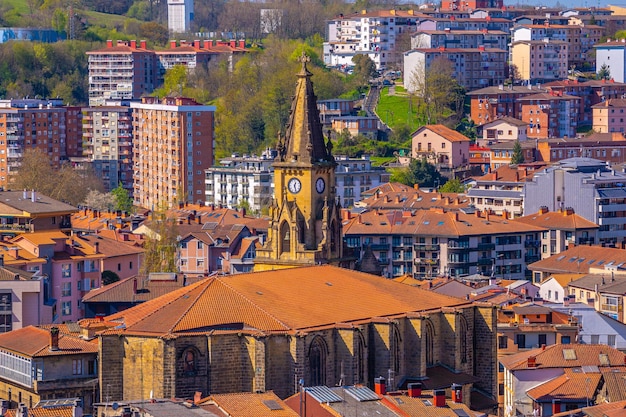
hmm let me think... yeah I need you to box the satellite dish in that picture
[112,403,119,411]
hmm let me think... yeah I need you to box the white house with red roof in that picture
[411,125,470,169]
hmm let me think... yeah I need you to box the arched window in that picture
[424,320,435,366]
[181,348,197,375]
[391,325,401,375]
[459,315,468,364]
[280,221,290,255]
[355,332,366,384]
[308,336,327,386]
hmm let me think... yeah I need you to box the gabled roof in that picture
[527,368,602,402]
[602,368,626,402]
[82,274,205,304]
[73,234,144,257]
[513,209,599,231]
[103,265,472,336]
[552,400,626,417]
[540,273,586,287]
[481,116,528,127]
[203,391,297,417]
[0,326,97,357]
[414,125,471,142]
[500,344,626,371]
[528,246,626,274]
[0,191,76,215]
[4,406,75,417]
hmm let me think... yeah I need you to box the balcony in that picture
[370,243,390,251]
[600,304,619,312]
[477,258,493,266]
[477,243,495,251]
[415,258,439,265]
[524,240,540,248]
[414,243,439,251]
[525,255,540,263]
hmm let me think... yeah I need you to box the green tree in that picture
[140,207,178,275]
[112,183,133,213]
[439,178,465,193]
[598,63,611,81]
[101,270,120,286]
[390,158,445,188]
[510,140,525,165]
[351,53,376,86]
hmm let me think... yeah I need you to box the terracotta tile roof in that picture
[141,207,269,235]
[567,274,626,293]
[72,234,144,257]
[416,125,471,142]
[500,344,626,371]
[344,208,545,238]
[0,266,34,281]
[0,326,98,357]
[4,406,74,417]
[516,92,580,101]
[82,274,205,303]
[551,400,626,417]
[601,369,626,401]
[355,187,470,211]
[540,273,586,286]
[482,116,528,127]
[104,265,471,336]
[71,209,133,232]
[527,368,602,402]
[230,236,260,260]
[592,98,626,108]
[528,246,626,274]
[385,395,480,417]
[12,231,69,246]
[205,391,298,416]
[476,164,547,183]
[513,209,598,231]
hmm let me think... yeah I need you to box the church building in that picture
[254,53,345,271]
[90,57,498,413]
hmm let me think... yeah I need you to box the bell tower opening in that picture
[280,221,290,255]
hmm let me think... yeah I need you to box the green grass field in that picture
[0,0,29,16]
[375,83,423,132]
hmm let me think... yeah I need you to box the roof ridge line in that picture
[168,279,219,333]
[214,278,291,330]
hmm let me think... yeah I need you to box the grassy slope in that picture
[375,82,423,132]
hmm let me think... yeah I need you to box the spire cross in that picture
[298,52,311,75]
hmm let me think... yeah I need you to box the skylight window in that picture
[563,349,577,360]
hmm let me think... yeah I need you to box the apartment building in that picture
[566,273,626,323]
[0,99,80,189]
[167,0,193,33]
[511,40,568,83]
[324,9,426,70]
[343,208,546,280]
[441,0,503,11]
[524,157,626,243]
[468,84,547,125]
[331,116,380,138]
[535,133,626,164]
[87,40,247,106]
[479,116,528,145]
[592,98,626,133]
[544,78,626,126]
[335,155,389,208]
[595,39,626,83]
[81,105,134,193]
[512,24,603,68]
[205,151,275,213]
[316,98,354,125]
[404,46,507,92]
[87,40,157,106]
[410,29,508,50]
[0,259,41,333]
[131,97,215,209]
[517,91,579,138]
[415,16,512,33]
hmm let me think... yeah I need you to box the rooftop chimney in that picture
[407,382,422,398]
[451,384,462,404]
[434,390,446,407]
[194,391,202,404]
[31,189,35,203]
[94,242,99,254]
[49,327,60,351]
[23,189,27,199]
[527,356,537,368]
[133,278,137,294]
[374,377,386,395]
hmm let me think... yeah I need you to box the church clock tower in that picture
[254,54,344,271]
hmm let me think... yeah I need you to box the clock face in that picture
[288,178,302,194]
[316,178,325,194]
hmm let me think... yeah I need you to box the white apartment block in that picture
[324,9,423,70]
[205,153,389,211]
[167,0,194,33]
[411,29,508,51]
[204,151,275,213]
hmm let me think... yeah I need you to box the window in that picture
[308,337,327,386]
[538,334,547,347]
[591,334,599,344]
[62,282,71,297]
[516,334,526,348]
[607,334,616,346]
[498,335,508,348]
[61,264,71,278]
[561,335,571,344]
[62,301,71,316]
[129,261,133,270]
[117,263,121,272]
[197,241,204,249]
[72,359,82,375]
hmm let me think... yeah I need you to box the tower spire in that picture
[278,52,332,165]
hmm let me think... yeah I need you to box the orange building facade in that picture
[131,97,215,209]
